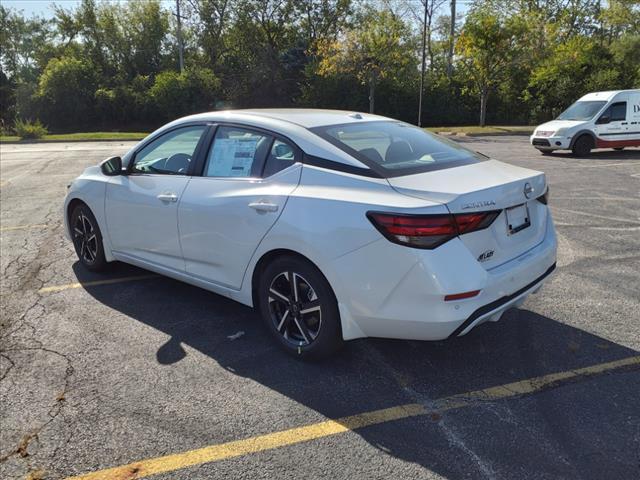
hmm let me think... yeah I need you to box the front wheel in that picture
[571,135,593,156]
[537,148,554,156]
[258,256,343,359]
[70,204,107,272]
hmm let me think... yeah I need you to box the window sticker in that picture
[208,138,258,177]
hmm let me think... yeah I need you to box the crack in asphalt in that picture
[0,196,76,475]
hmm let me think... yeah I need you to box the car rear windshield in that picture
[557,101,607,121]
[310,121,486,177]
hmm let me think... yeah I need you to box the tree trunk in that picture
[369,74,375,113]
[447,0,456,77]
[479,88,488,127]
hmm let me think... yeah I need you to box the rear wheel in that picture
[571,135,593,156]
[70,204,107,272]
[258,255,343,359]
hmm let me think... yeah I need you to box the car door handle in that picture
[157,192,178,202]
[249,201,279,213]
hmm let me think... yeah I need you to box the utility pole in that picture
[447,0,456,77]
[418,0,428,127]
[176,0,185,73]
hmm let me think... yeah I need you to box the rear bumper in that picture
[448,263,555,338]
[332,212,558,341]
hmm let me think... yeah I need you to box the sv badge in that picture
[477,250,495,262]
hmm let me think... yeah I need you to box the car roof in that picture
[180,108,390,129]
[579,89,640,101]
[132,109,395,171]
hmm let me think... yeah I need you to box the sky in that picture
[3,0,175,17]
[4,0,471,19]
[4,0,80,17]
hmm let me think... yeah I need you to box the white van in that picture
[530,89,640,156]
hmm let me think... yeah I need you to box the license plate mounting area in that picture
[505,203,530,235]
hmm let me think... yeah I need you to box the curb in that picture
[0,137,145,145]
[434,131,533,137]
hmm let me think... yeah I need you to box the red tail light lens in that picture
[455,211,501,234]
[367,213,456,248]
[367,210,500,249]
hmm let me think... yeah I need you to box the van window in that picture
[601,102,627,122]
[557,101,606,121]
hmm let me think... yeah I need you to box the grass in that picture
[0,126,535,143]
[0,131,148,142]
[426,125,534,135]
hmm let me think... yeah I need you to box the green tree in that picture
[524,36,629,121]
[36,56,97,128]
[149,68,220,120]
[316,9,417,113]
[456,9,525,126]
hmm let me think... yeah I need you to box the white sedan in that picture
[64,109,557,358]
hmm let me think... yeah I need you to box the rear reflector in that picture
[367,210,500,249]
[444,290,481,301]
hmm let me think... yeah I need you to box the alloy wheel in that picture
[268,271,322,346]
[73,213,98,264]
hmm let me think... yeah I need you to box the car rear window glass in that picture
[311,121,486,177]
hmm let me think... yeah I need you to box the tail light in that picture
[367,210,500,249]
[537,186,549,205]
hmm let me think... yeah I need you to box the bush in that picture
[14,118,48,139]
[149,68,220,121]
[36,57,97,130]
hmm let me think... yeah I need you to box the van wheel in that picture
[258,255,343,359]
[571,135,593,156]
[613,147,624,151]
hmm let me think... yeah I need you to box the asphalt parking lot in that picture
[1,137,639,480]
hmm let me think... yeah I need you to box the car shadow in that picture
[73,262,640,479]
[547,148,640,161]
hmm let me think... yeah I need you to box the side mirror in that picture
[597,115,610,125]
[100,156,123,176]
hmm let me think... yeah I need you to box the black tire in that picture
[70,204,107,272]
[537,149,553,156]
[571,135,593,156]
[613,147,624,151]
[258,255,343,359]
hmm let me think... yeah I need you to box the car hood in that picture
[535,120,585,133]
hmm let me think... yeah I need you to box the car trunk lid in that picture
[387,160,548,269]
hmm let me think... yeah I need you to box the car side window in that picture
[132,126,206,175]
[204,127,272,178]
[262,139,298,177]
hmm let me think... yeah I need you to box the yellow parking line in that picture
[0,223,49,232]
[39,274,158,293]
[65,355,640,480]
